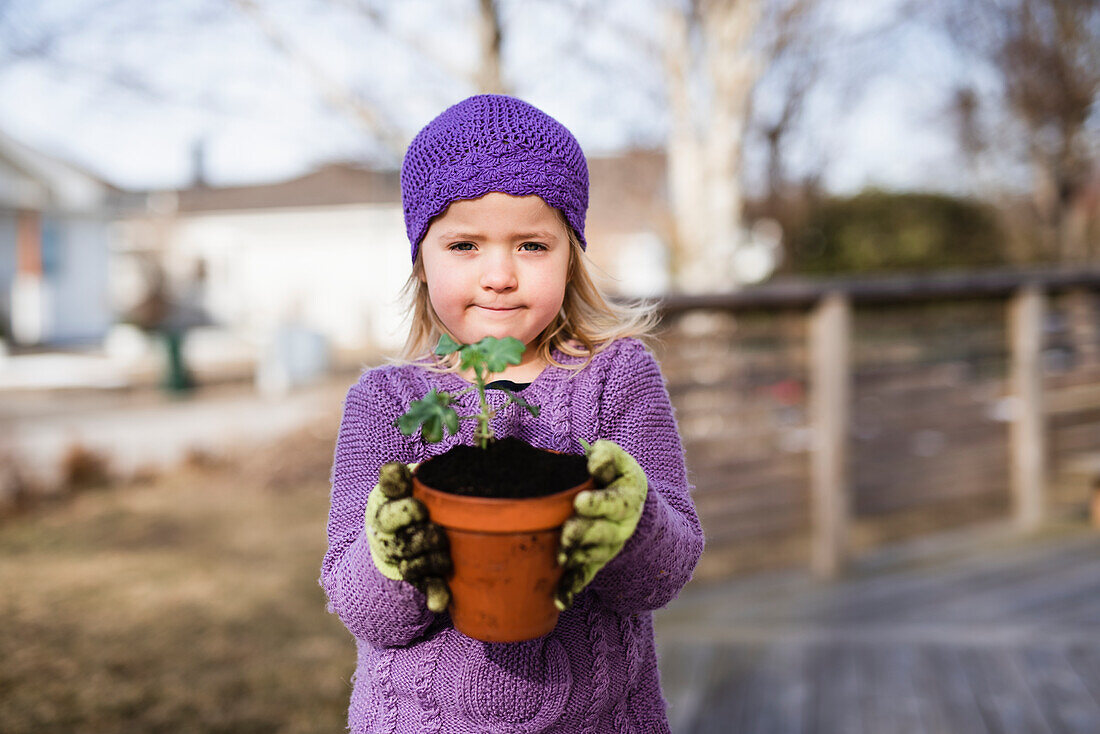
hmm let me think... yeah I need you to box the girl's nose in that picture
[479,254,518,292]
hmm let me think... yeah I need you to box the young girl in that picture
[320,94,704,734]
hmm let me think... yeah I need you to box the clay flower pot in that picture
[412,470,594,643]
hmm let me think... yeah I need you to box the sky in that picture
[0,0,972,195]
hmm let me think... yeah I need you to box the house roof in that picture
[0,129,116,213]
[170,162,401,213]
[161,150,669,224]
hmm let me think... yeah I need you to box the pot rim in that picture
[412,473,593,533]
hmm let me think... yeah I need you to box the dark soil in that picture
[416,437,589,499]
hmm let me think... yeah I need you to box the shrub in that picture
[788,189,1005,275]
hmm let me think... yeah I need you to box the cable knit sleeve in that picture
[586,339,704,613]
[319,368,437,648]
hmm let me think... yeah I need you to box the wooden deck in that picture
[654,519,1100,733]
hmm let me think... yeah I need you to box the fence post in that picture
[809,291,852,578]
[1008,284,1046,532]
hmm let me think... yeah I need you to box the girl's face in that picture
[420,192,571,361]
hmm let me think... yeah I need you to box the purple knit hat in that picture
[400,94,589,262]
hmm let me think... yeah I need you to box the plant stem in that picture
[474,364,494,449]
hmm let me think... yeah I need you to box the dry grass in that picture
[0,419,355,733]
[60,442,112,489]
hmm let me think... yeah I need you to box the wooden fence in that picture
[652,266,1100,581]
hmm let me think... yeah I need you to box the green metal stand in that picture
[161,329,195,394]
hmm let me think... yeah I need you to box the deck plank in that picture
[1065,644,1100,708]
[670,530,1100,629]
[741,642,810,734]
[1017,645,1100,734]
[918,645,990,734]
[656,524,1100,733]
[688,645,761,734]
[806,643,865,734]
[885,644,933,733]
[657,641,717,734]
[955,647,1055,734]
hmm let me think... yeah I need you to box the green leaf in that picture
[578,437,592,454]
[458,344,485,374]
[434,333,463,357]
[443,408,460,436]
[474,336,526,374]
[396,412,421,436]
[395,389,459,443]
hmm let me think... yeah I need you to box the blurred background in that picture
[1,0,1098,732]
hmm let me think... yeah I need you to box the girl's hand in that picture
[555,440,648,611]
[365,462,452,613]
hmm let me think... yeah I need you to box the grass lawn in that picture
[0,419,356,733]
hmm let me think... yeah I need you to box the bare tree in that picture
[232,0,408,158]
[751,0,827,214]
[0,0,514,166]
[474,0,507,94]
[663,0,765,292]
[0,0,238,107]
[330,0,509,94]
[929,0,1100,264]
[232,0,510,159]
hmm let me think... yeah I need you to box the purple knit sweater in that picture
[320,338,704,734]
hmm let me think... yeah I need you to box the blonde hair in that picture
[395,218,659,372]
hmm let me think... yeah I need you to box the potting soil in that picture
[417,437,589,498]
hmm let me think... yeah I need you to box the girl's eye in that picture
[449,242,476,252]
[520,242,547,252]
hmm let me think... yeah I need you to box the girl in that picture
[321,94,704,734]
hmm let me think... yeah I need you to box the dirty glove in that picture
[365,462,452,613]
[555,440,648,611]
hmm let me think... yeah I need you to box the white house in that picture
[116,151,676,346]
[0,130,120,346]
[114,164,413,364]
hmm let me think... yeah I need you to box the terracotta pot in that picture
[412,468,594,643]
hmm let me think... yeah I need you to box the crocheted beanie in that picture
[400,94,589,262]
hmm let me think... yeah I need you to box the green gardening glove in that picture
[365,462,452,613]
[555,439,649,611]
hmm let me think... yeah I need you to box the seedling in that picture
[396,335,540,449]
